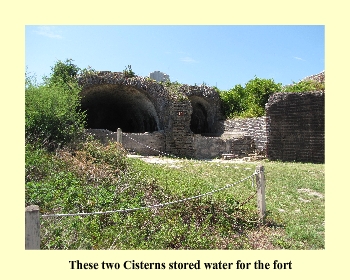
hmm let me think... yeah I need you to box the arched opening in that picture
[80,84,159,133]
[189,96,210,135]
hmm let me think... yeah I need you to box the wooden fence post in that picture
[117,128,122,144]
[255,165,266,221]
[25,205,40,250]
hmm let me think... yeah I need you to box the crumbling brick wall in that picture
[224,117,267,153]
[79,72,222,158]
[265,91,324,163]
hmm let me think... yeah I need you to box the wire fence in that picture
[25,129,266,249]
[41,171,258,218]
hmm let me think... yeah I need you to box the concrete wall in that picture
[86,129,165,156]
[87,128,255,160]
[193,134,254,159]
[122,132,166,156]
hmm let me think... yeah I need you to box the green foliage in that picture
[123,65,136,78]
[282,79,325,93]
[219,84,247,118]
[244,77,282,109]
[26,141,324,249]
[46,59,81,89]
[25,60,324,249]
[82,140,128,171]
[219,77,282,118]
[25,59,86,150]
[219,75,324,119]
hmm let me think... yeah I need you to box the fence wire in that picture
[41,170,259,218]
[37,132,264,249]
[38,169,261,249]
[122,132,182,159]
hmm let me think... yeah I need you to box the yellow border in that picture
[2,1,347,279]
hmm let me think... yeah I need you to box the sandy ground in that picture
[127,154,263,165]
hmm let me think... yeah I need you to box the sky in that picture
[25,25,324,91]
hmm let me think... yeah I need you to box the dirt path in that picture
[127,154,264,166]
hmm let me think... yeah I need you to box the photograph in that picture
[25,25,325,250]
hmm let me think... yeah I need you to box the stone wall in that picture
[302,71,325,84]
[78,72,173,132]
[165,100,195,158]
[122,132,166,156]
[223,117,267,153]
[86,129,166,156]
[79,72,223,158]
[265,91,325,163]
[193,134,254,159]
[81,71,325,161]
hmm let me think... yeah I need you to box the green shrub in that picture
[123,65,136,78]
[219,77,282,118]
[25,81,86,150]
[282,79,325,92]
[25,60,86,150]
[244,77,282,109]
[46,58,81,89]
[219,84,247,118]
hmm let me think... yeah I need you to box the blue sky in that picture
[25,25,324,90]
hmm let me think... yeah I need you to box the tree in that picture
[219,84,247,118]
[244,77,282,109]
[219,76,282,118]
[46,58,81,89]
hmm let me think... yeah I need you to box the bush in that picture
[219,85,247,118]
[244,77,282,109]
[282,80,325,92]
[25,81,86,150]
[25,60,86,150]
[123,65,136,78]
[46,58,81,88]
[219,77,282,118]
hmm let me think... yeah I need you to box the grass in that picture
[25,141,324,250]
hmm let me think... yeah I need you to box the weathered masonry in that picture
[265,91,325,163]
[79,71,228,158]
[79,71,325,162]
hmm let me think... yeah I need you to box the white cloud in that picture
[34,26,63,39]
[293,56,305,61]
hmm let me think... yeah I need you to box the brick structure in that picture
[78,72,222,158]
[265,91,325,163]
[223,117,267,153]
[79,71,325,161]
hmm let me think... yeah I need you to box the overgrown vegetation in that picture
[282,79,325,93]
[218,77,282,118]
[218,76,325,118]
[25,60,324,249]
[26,143,324,249]
[25,59,86,150]
[123,65,136,78]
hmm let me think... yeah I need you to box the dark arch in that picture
[189,96,210,135]
[80,84,159,133]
